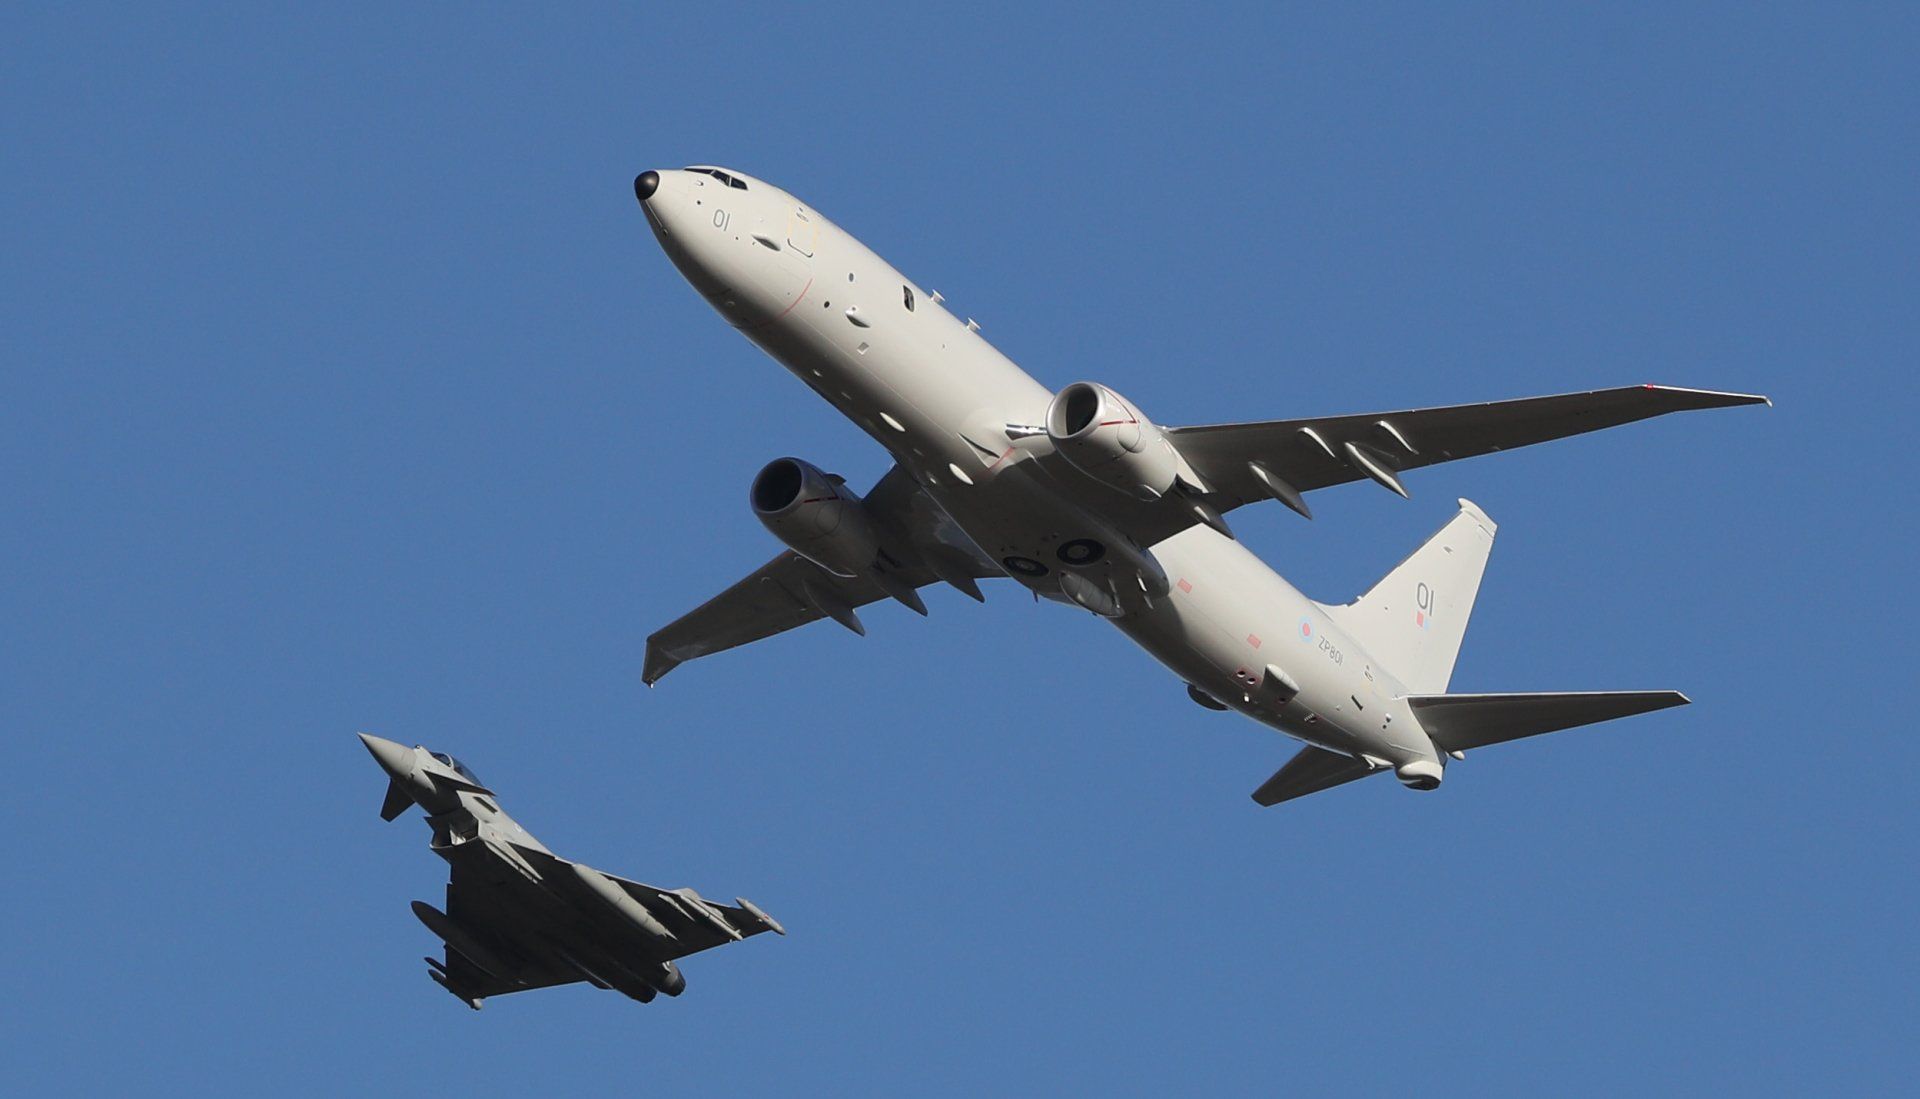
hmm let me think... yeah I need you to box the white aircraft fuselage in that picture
[638,167,1443,781]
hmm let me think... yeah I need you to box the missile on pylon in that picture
[571,863,679,948]
[410,900,517,984]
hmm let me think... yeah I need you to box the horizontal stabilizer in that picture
[1252,745,1376,806]
[1407,690,1689,755]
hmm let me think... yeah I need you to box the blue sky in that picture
[4,3,1914,1094]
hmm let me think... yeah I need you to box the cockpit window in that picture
[903,285,915,311]
[684,167,749,191]
[430,751,484,787]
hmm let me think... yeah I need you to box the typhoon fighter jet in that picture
[360,733,783,1010]
[632,166,1769,806]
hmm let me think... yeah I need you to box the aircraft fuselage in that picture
[638,167,1439,777]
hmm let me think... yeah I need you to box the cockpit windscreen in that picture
[684,166,748,190]
[430,751,484,787]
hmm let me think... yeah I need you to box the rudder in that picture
[1322,499,1496,694]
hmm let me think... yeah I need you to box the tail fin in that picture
[1322,499,1496,694]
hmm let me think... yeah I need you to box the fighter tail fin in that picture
[1321,499,1496,694]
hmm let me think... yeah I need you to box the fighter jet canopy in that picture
[429,751,483,787]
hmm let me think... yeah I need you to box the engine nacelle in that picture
[1395,759,1444,791]
[1044,382,1181,500]
[750,457,879,578]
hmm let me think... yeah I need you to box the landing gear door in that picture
[786,208,817,257]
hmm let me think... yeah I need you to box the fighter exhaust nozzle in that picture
[653,960,687,997]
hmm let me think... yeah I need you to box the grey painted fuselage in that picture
[638,168,1432,772]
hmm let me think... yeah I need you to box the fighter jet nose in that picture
[358,733,413,776]
[634,170,660,203]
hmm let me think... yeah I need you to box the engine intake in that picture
[1044,382,1180,500]
[751,457,879,578]
[1395,759,1444,791]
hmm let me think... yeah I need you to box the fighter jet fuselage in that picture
[361,734,781,1008]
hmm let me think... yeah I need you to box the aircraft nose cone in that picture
[634,170,660,203]
[358,733,413,777]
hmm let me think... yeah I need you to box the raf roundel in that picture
[1298,619,1314,641]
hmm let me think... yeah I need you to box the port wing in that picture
[645,465,1000,684]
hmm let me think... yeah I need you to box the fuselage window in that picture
[902,285,914,311]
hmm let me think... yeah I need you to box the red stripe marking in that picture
[739,274,815,332]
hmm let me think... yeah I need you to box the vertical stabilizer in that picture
[1322,500,1496,694]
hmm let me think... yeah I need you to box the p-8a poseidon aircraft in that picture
[633,166,1766,806]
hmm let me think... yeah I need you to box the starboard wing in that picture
[644,464,1000,684]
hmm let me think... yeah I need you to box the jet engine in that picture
[750,457,880,577]
[1395,760,1444,791]
[1044,382,1182,500]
